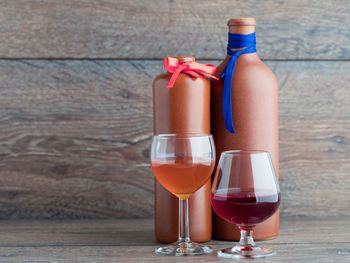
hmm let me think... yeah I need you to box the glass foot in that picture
[218,245,276,259]
[155,241,213,256]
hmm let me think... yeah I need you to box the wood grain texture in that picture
[0,218,348,263]
[274,61,350,217]
[0,60,349,219]
[0,60,157,219]
[1,0,350,59]
[1,244,349,263]
[0,218,348,247]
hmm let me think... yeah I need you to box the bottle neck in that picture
[216,27,258,77]
[227,18,256,34]
[229,25,255,34]
[175,56,195,63]
[228,25,256,53]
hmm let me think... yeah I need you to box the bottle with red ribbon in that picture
[153,56,217,243]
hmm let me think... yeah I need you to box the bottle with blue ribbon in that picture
[211,18,280,241]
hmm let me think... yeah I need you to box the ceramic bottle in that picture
[153,57,212,243]
[211,18,279,240]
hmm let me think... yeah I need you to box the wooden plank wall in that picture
[0,0,349,219]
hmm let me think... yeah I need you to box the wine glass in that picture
[211,150,280,258]
[150,134,215,256]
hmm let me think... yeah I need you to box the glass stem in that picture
[178,198,191,243]
[238,227,256,249]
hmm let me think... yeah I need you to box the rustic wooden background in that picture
[0,0,349,219]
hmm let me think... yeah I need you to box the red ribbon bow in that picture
[163,57,218,88]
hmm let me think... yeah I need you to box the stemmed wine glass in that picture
[211,150,280,258]
[150,134,215,256]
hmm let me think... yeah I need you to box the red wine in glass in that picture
[211,189,280,226]
[211,150,281,259]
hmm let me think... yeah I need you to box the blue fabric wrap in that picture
[221,32,257,134]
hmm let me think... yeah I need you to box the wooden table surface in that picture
[0,217,348,263]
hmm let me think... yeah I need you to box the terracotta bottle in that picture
[153,57,212,243]
[211,18,279,241]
